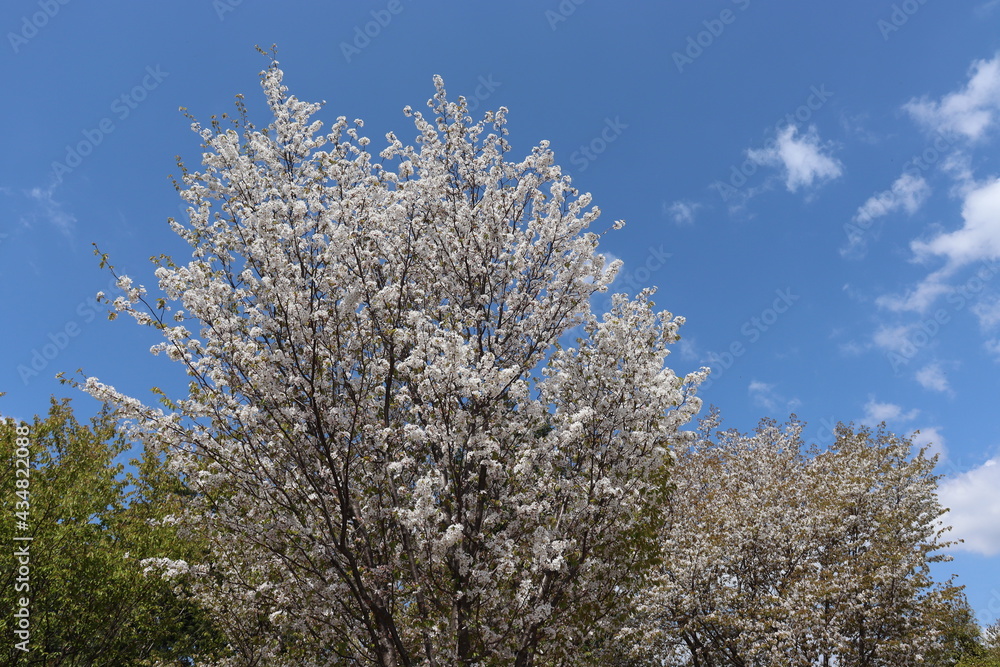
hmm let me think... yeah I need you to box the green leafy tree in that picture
[955,620,1000,667]
[0,396,225,665]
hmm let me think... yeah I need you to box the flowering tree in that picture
[620,413,968,666]
[82,56,704,666]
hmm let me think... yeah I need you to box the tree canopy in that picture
[82,56,704,666]
[39,54,980,666]
[619,412,969,666]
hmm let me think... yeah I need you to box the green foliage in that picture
[0,397,226,665]
[952,620,1000,667]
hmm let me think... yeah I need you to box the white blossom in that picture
[83,57,703,666]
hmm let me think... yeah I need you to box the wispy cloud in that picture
[972,295,1000,330]
[676,336,699,362]
[746,125,843,193]
[872,324,920,355]
[854,172,930,225]
[748,380,801,414]
[861,397,919,424]
[977,0,1000,16]
[843,173,931,258]
[874,278,952,313]
[904,54,1000,143]
[663,199,701,225]
[859,398,943,460]
[26,184,76,235]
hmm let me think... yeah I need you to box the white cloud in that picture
[912,177,1000,269]
[875,177,1000,313]
[853,173,931,225]
[747,125,843,193]
[748,380,800,414]
[861,397,918,425]
[664,199,701,225]
[915,361,952,393]
[985,338,1000,360]
[939,458,1000,556]
[904,54,1000,143]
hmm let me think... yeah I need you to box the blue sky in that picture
[3,0,1000,624]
